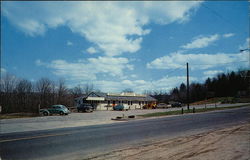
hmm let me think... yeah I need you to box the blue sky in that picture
[1,1,249,93]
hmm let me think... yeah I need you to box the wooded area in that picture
[152,70,250,104]
[0,74,97,113]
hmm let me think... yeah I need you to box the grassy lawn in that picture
[191,97,250,105]
[139,104,250,118]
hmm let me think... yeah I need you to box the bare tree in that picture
[1,73,18,93]
[36,78,54,108]
[17,79,32,93]
[0,73,18,113]
[70,84,83,98]
[57,79,68,104]
[122,88,134,93]
[16,79,33,112]
[83,83,94,94]
[143,90,152,95]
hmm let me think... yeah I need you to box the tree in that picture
[83,83,94,94]
[16,79,33,112]
[17,79,32,93]
[179,83,186,103]
[1,73,17,93]
[0,73,18,113]
[170,87,179,101]
[70,84,83,98]
[122,88,134,93]
[36,78,54,107]
[57,79,68,104]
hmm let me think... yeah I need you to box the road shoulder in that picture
[85,122,250,160]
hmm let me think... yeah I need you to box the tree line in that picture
[151,69,250,104]
[0,73,97,114]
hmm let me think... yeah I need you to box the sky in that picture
[1,1,249,93]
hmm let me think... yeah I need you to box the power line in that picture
[201,3,248,35]
[190,60,248,66]
[164,67,184,76]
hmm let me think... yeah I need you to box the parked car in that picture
[113,104,124,111]
[171,102,182,107]
[77,103,94,112]
[113,104,129,111]
[40,105,70,116]
[156,103,170,109]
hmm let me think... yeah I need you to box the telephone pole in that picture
[186,62,190,110]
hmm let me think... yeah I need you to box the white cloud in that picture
[94,76,197,93]
[86,47,98,54]
[147,51,249,70]
[131,74,137,78]
[239,38,250,50]
[181,34,219,49]
[1,68,7,73]
[223,33,234,38]
[35,56,199,93]
[67,41,73,46]
[203,70,223,77]
[181,33,236,50]
[36,56,134,81]
[35,59,43,66]
[3,1,202,56]
[1,67,7,77]
[30,78,35,82]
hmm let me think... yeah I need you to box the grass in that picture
[0,113,39,119]
[139,104,250,118]
[191,97,250,105]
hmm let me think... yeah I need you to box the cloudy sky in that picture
[1,1,249,93]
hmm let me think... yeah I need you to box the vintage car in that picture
[40,104,70,116]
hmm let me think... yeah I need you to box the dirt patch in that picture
[85,123,250,160]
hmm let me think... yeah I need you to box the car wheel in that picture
[43,112,48,116]
[60,111,64,115]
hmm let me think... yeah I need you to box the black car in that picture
[77,103,94,112]
[171,102,182,107]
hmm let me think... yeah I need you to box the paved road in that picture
[1,106,250,160]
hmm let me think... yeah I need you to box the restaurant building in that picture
[75,92,157,110]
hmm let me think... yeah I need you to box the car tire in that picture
[60,111,64,115]
[43,112,49,116]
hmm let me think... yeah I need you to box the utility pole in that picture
[186,62,190,110]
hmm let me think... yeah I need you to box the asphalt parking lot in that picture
[0,103,248,134]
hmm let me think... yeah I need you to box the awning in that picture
[86,97,105,101]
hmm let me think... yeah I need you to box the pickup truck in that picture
[77,103,94,112]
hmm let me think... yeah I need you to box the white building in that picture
[75,92,157,110]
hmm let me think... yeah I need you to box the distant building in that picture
[75,92,157,110]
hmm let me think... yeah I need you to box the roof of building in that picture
[75,92,156,102]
